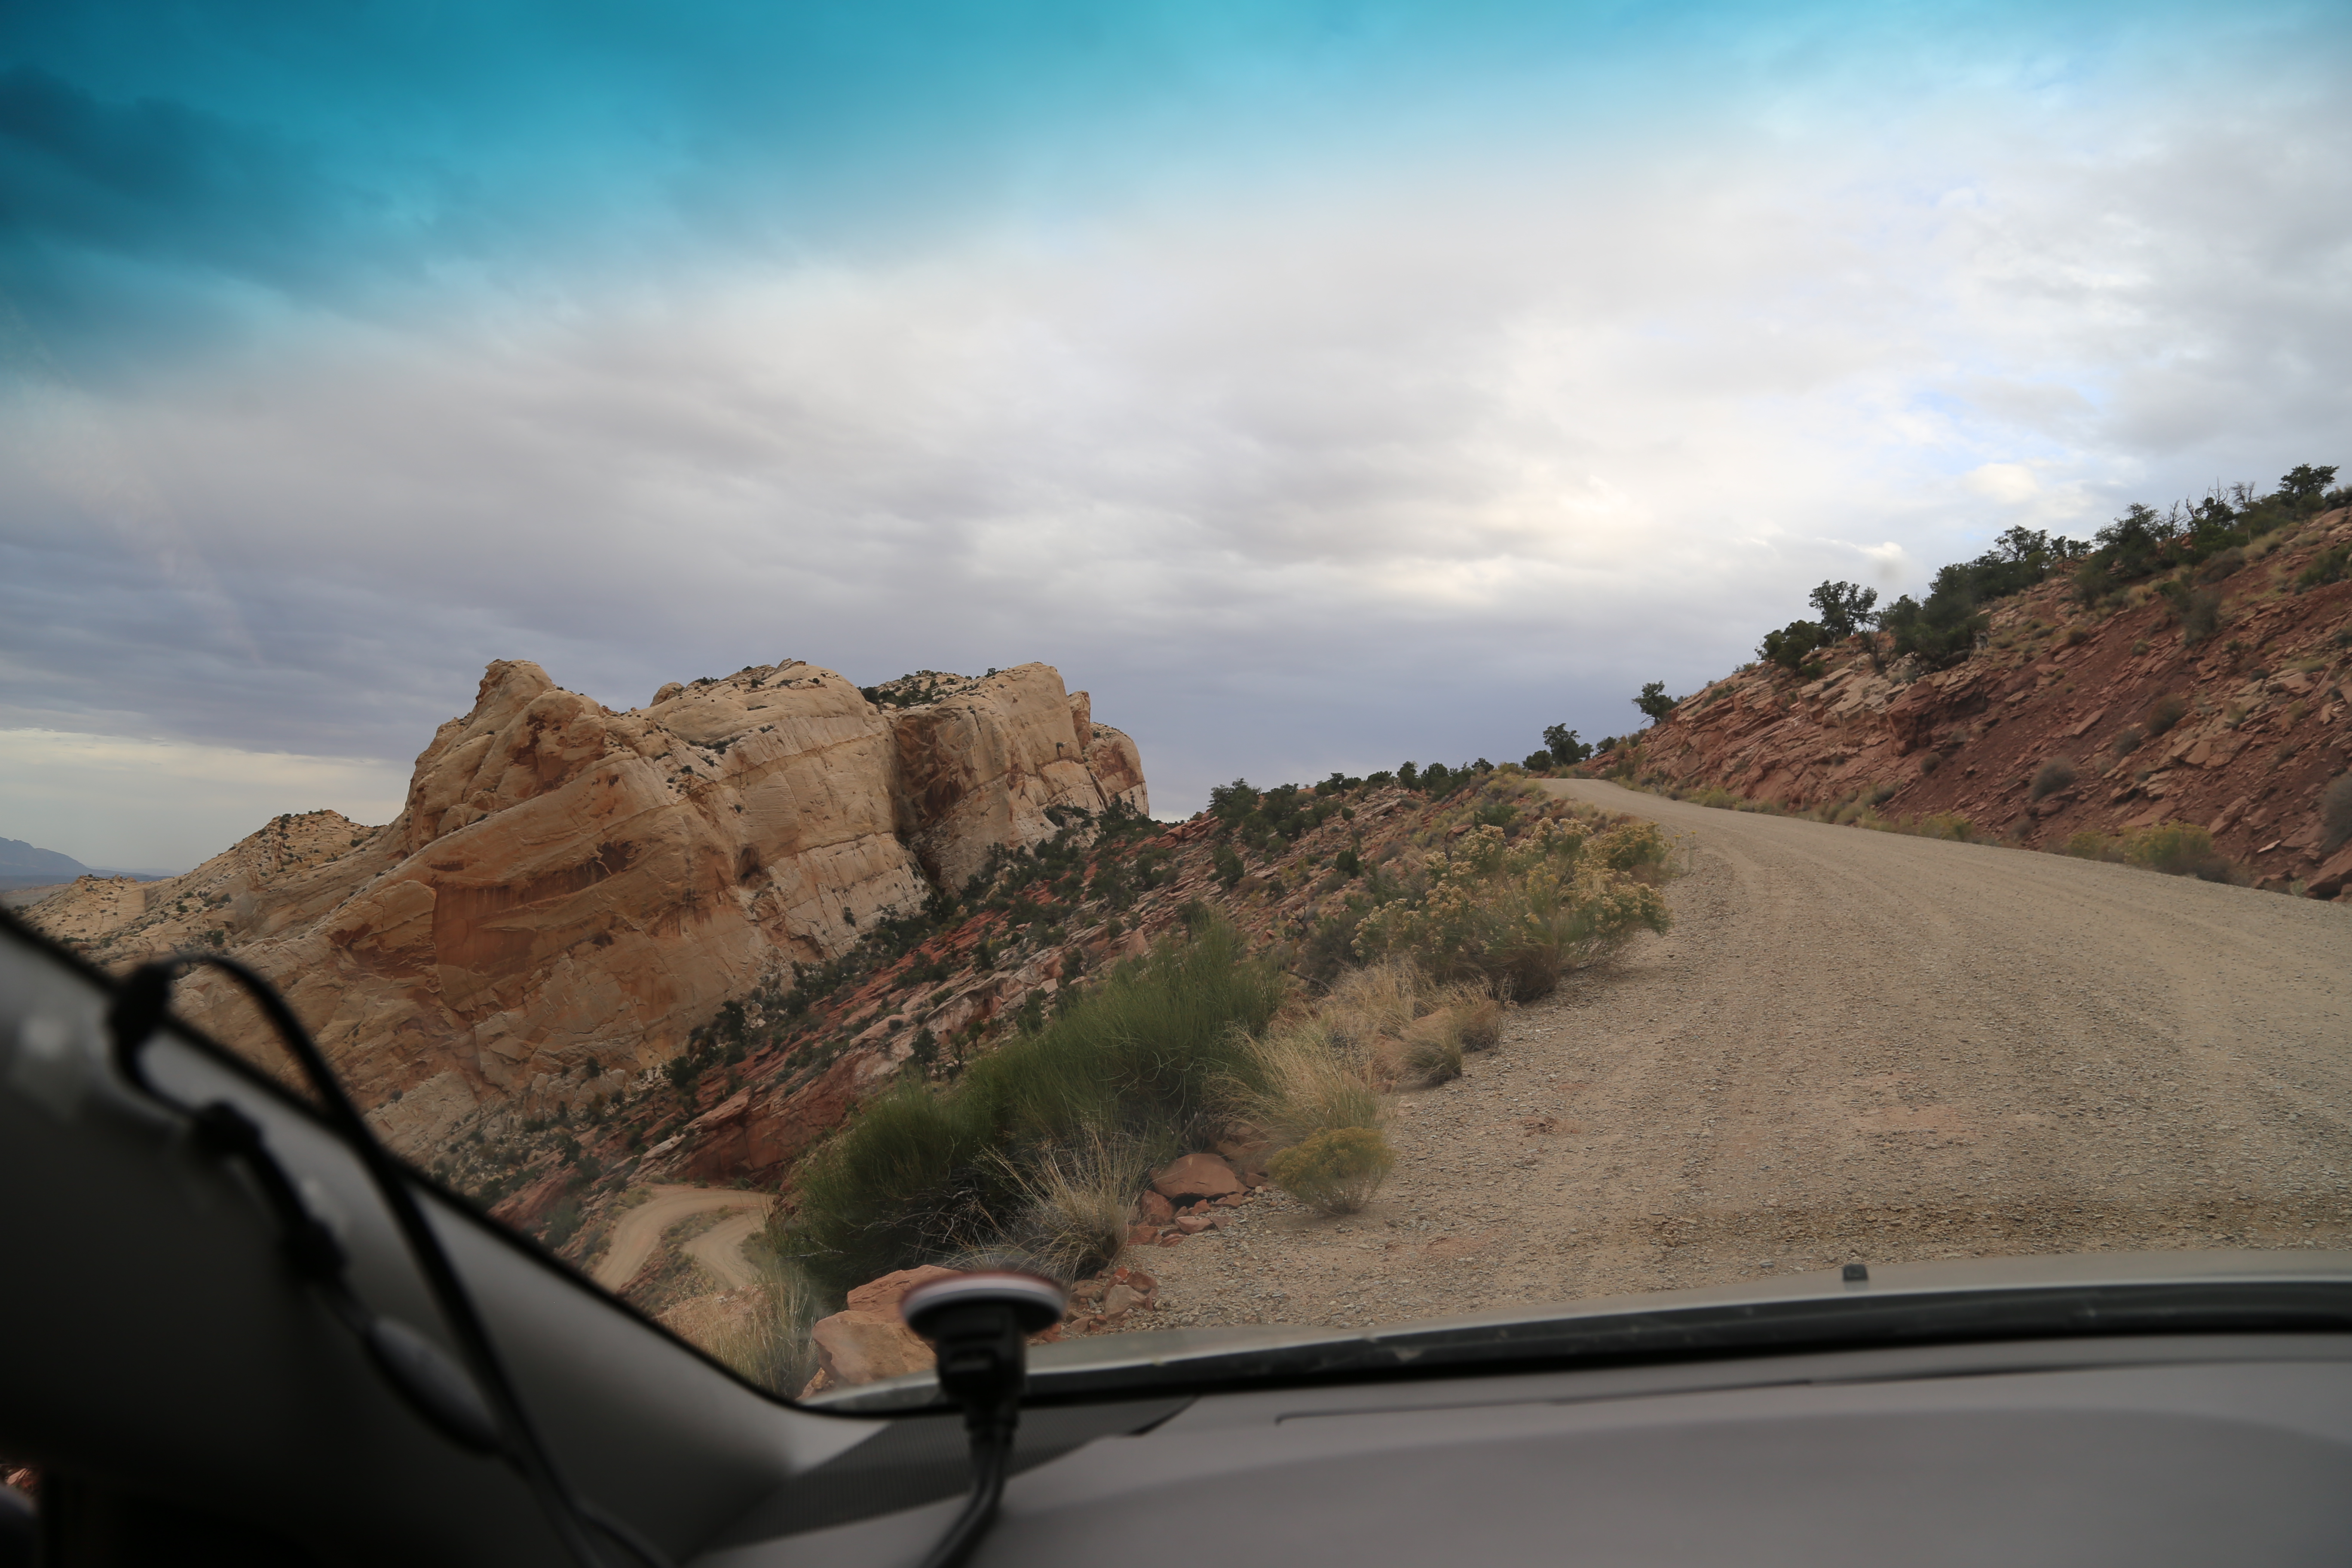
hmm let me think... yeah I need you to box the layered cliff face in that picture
[1613,506,2352,895]
[27,658,1145,1153]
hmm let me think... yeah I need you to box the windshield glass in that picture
[6,0,2348,1408]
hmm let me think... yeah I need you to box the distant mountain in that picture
[0,837,92,890]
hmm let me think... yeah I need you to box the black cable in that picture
[914,1433,1009,1568]
[109,954,670,1568]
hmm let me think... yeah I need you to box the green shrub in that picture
[2065,831,2122,861]
[1920,813,1974,841]
[1880,585,1990,670]
[2194,546,2246,583]
[784,921,1283,1292]
[1232,1019,1385,1146]
[2297,545,2350,591]
[1356,819,1670,1000]
[1759,619,1829,674]
[2320,774,2352,852]
[1541,724,1593,764]
[1808,580,1880,640]
[2155,582,2223,645]
[1266,1127,1395,1215]
[2143,694,2188,737]
[2124,822,2227,879]
[1213,842,1245,889]
[2110,725,2145,757]
[2029,759,2077,801]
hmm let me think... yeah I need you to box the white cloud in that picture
[0,730,406,871]
[4,51,2349,837]
[1963,462,2043,505]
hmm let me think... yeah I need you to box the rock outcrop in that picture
[23,659,1146,1153]
[1613,507,2352,893]
[21,812,373,957]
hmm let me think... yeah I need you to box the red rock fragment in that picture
[1151,1152,1244,1203]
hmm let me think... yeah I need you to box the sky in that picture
[3,1,2348,870]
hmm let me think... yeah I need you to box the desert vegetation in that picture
[747,772,1676,1351]
[2064,822,2233,882]
[2320,774,2352,854]
[1727,466,2346,687]
[779,919,1284,1294]
[2028,758,2078,802]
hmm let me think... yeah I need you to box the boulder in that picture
[809,1309,934,1388]
[1150,1152,1243,1204]
[1136,1191,1175,1225]
[805,1264,966,1389]
[848,1264,965,1316]
[2308,842,2352,901]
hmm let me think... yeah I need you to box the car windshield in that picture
[5,1,2348,1410]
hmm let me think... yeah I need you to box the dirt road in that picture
[684,1207,771,1290]
[591,1185,770,1291]
[1149,780,2352,1330]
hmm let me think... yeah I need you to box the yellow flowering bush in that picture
[1356,818,1669,999]
[1265,1127,1395,1214]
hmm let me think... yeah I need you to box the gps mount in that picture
[900,1272,1067,1568]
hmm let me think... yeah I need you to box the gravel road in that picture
[1147,780,2352,1331]
[684,1206,771,1290]
[591,1185,770,1291]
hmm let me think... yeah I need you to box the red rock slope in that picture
[1614,507,2352,896]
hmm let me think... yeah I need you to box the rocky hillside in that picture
[465,786,1381,1242]
[1610,505,2352,898]
[429,771,1601,1273]
[25,811,375,951]
[21,658,1145,1153]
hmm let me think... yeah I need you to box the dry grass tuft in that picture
[1230,1018,1385,1147]
[989,1128,1155,1283]
[1452,992,1503,1051]
[1394,1009,1464,1087]
[677,1253,826,1396]
[2143,693,2188,737]
[1320,959,1419,1047]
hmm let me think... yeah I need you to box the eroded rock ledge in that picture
[34,658,1143,1153]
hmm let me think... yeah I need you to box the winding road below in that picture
[591,1185,771,1292]
[1150,779,2352,1329]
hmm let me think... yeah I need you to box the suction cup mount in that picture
[898,1271,1067,1568]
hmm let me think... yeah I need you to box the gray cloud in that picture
[4,74,2350,864]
